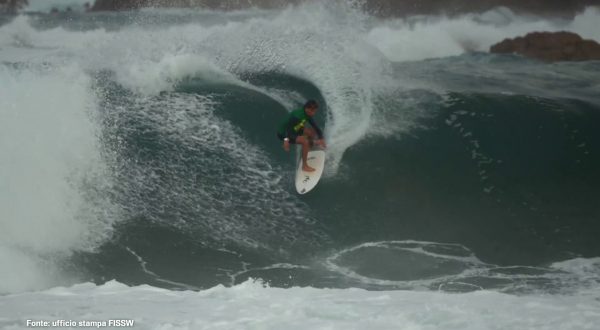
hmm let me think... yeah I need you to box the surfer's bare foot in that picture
[303,165,316,172]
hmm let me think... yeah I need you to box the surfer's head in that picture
[304,99,318,117]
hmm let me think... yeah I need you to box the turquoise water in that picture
[1,4,600,295]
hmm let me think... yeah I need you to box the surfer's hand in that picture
[283,140,290,152]
[317,139,327,148]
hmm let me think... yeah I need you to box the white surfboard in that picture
[295,149,326,194]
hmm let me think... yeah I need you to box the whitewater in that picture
[1,1,600,329]
[2,279,599,329]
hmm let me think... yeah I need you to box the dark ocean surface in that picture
[1,3,599,296]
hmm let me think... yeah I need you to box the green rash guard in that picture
[277,108,323,141]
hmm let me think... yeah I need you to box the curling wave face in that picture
[0,2,600,295]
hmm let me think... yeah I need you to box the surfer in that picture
[277,100,327,172]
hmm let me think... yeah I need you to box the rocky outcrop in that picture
[91,0,301,12]
[0,0,28,13]
[90,0,598,17]
[364,0,597,18]
[490,31,600,62]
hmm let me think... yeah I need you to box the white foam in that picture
[323,241,600,294]
[115,53,238,95]
[325,241,487,288]
[366,7,600,62]
[3,6,599,173]
[2,3,600,296]
[570,7,600,41]
[0,279,598,330]
[552,257,600,273]
[0,246,63,294]
[106,93,327,251]
[0,64,113,294]
[0,3,387,173]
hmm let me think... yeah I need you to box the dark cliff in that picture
[90,0,598,17]
[490,31,600,62]
[0,0,28,13]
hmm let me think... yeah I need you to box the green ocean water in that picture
[2,4,600,294]
[77,75,600,292]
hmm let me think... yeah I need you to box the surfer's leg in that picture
[303,127,325,148]
[304,127,315,138]
[303,127,316,146]
[296,136,315,172]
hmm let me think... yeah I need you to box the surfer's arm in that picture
[282,137,290,152]
[284,117,302,140]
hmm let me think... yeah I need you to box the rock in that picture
[363,0,597,18]
[89,0,598,17]
[0,0,28,13]
[90,0,301,12]
[490,31,600,62]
